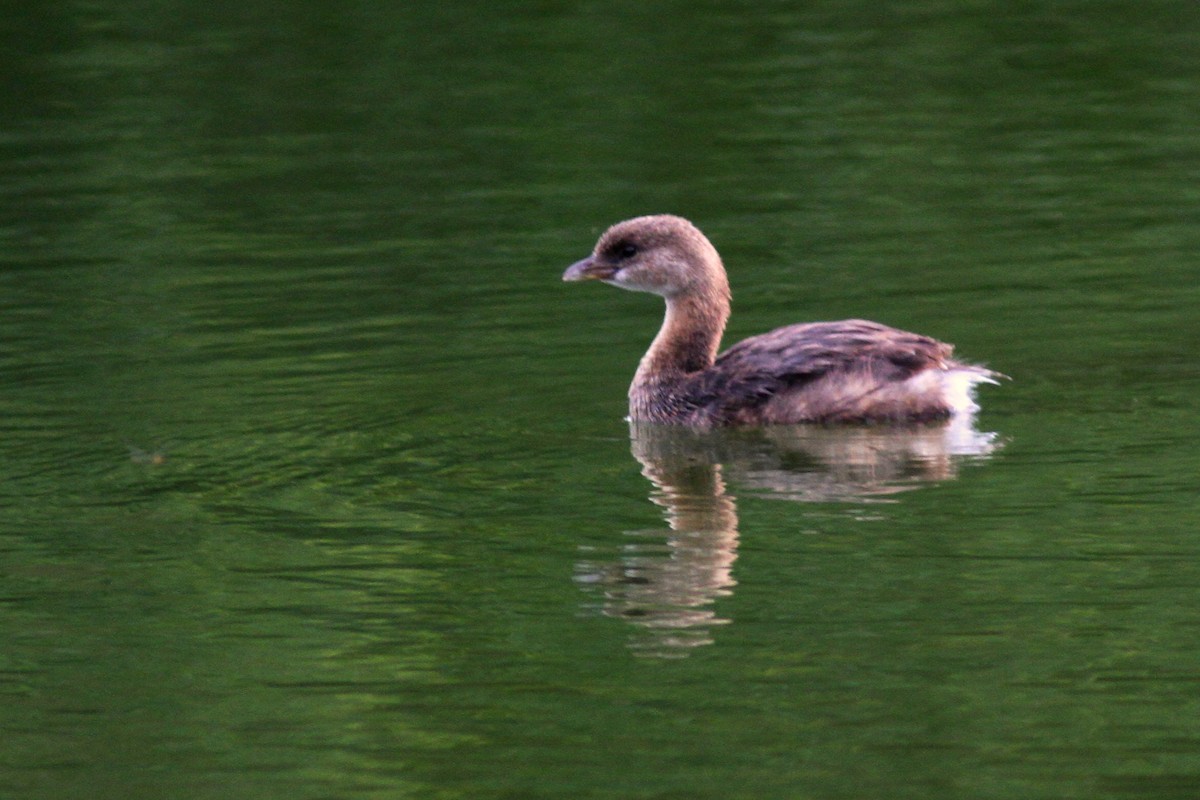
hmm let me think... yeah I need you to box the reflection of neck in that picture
[645,460,738,536]
[636,446,740,603]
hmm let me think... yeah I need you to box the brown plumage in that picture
[563,215,1000,426]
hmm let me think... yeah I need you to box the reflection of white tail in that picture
[943,408,1003,455]
[575,416,1005,657]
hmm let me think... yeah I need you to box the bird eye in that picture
[619,243,638,259]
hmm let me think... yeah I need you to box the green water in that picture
[4,2,1200,798]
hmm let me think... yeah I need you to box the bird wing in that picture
[680,319,954,421]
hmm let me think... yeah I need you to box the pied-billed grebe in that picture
[563,214,1000,426]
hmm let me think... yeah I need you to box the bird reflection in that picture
[575,415,1001,658]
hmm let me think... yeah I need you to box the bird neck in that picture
[633,284,730,390]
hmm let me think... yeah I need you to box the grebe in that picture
[563,215,1000,426]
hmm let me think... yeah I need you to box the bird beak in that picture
[562,256,617,282]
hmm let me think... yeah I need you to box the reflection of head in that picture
[576,523,734,658]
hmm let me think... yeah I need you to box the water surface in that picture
[4,2,1200,798]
